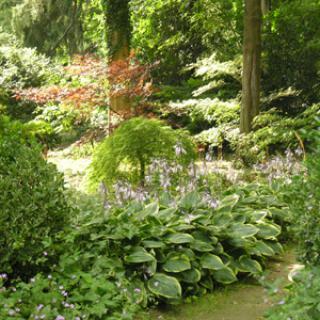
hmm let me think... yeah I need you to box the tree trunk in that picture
[139,158,145,187]
[261,0,270,15]
[240,0,262,133]
[104,0,132,125]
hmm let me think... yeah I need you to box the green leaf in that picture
[125,247,155,263]
[163,254,191,273]
[180,268,202,284]
[256,222,281,239]
[200,253,225,270]
[190,240,214,252]
[179,192,202,209]
[148,273,182,299]
[251,210,268,222]
[266,241,284,255]
[158,208,176,220]
[213,267,237,284]
[239,256,263,274]
[218,194,240,209]
[228,223,259,238]
[140,202,159,219]
[166,233,194,244]
[250,241,275,257]
[142,240,165,248]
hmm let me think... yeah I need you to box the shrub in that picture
[89,117,196,188]
[280,126,320,265]
[0,44,54,91]
[0,116,73,279]
[266,267,320,320]
[235,104,320,163]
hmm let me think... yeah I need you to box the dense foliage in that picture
[0,184,285,319]
[90,117,196,187]
[0,117,73,279]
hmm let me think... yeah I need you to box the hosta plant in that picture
[67,187,284,303]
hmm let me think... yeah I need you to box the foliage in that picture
[131,0,243,83]
[235,104,320,163]
[266,267,320,320]
[0,43,54,91]
[63,185,284,304]
[263,0,320,102]
[278,126,320,265]
[12,0,84,55]
[0,270,139,320]
[0,116,73,279]
[90,117,196,187]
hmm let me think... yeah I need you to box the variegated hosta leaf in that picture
[249,240,275,257]
[166,233,194,244]
[228,223,259,238]
[218,194,240,209]
[256,222,281,239]
[191,240,214,252]
[212,267,237,284]
[180,268,202,284]
[265,241,284,255]
[163,254,191,273]
[179,191,202,209]
[239,255,263,274]
[148,273,182,299]
[125,247,155,264]
[200,253,225,270]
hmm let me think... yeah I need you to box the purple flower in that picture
[55,316,65,320]
[37,304,44,311]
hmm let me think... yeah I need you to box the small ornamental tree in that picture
[89,117,196,187]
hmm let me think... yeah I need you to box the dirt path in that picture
[145,249,297,320]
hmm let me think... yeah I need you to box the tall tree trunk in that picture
[104,0,132,129]
[240,0,262,133]
[261,0,270,15]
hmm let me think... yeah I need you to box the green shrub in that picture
[235,104,320,163]
[266,267,320,320]
[0,116,73,279]
[0,44,54,91]
[90,117,196,188]
[279,126,320,265]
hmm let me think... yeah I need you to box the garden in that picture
[0,1,320,319]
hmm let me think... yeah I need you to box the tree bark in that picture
[105,0,132,126]
[240,0,262,133]
[261,0,270,15]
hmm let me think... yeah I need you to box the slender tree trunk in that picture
[261,0,270,15]
[240,0,262,133]
[140,158,145,187]
[104,0,132,126]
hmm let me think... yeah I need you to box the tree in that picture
[89,117,196,187]
[103,0,132,131]
[12,0,84,55]
[240,0,262,133]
